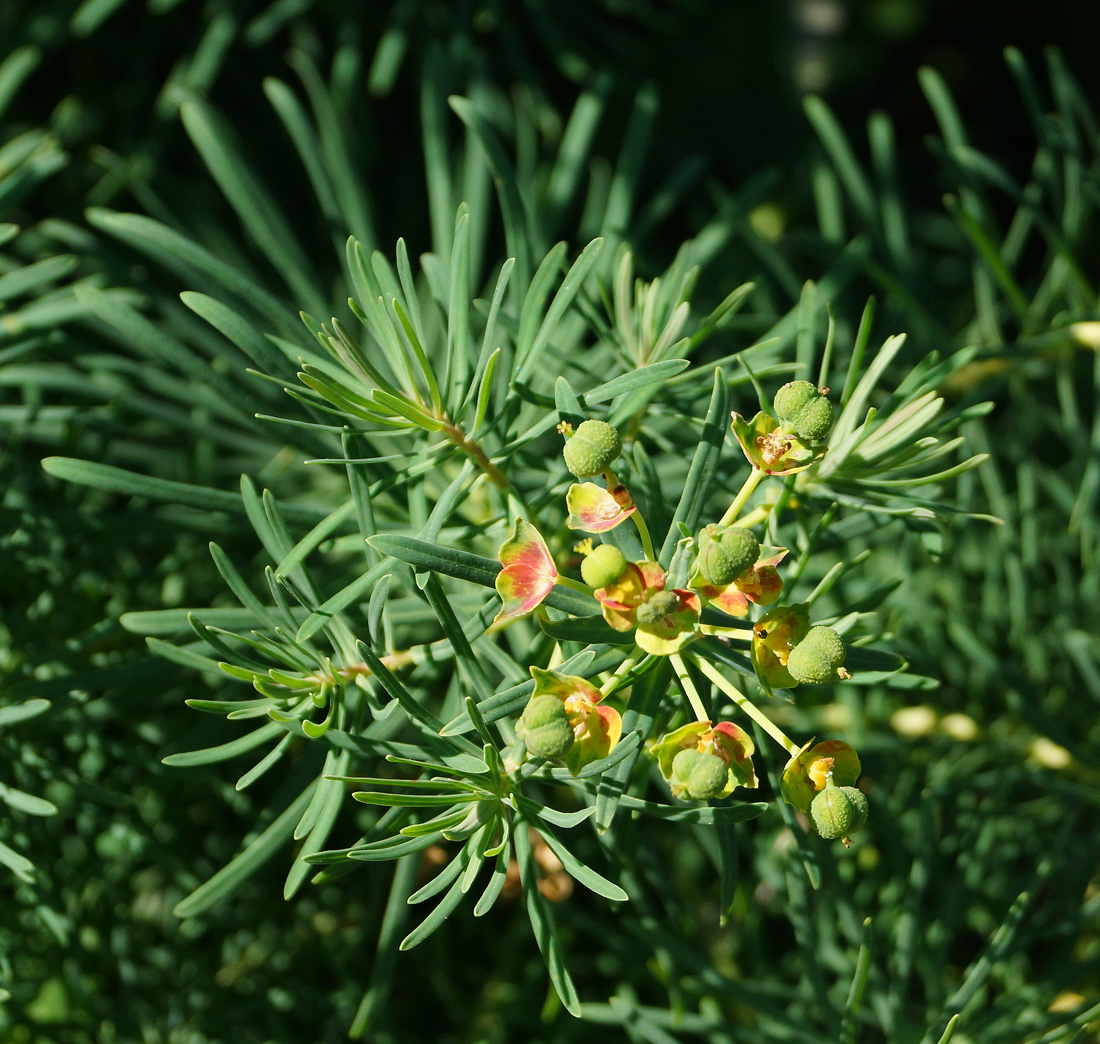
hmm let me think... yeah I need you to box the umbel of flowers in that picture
[493,381,868,844]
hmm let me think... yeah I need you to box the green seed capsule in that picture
[581,543,627,589]
[697,526,759,586]
[517,695,575,759]
[671,748,729,800]
[772,380,833,443]
[773,380,819,424]
[636,590,680,625]
[562,420,622,477]
[786,626,846,685]
[809,783,868,840]
[793,396,833,441]
[721,527,759,575]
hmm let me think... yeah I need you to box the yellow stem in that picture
[718,467,765,528]
[336,648,416,681]
[729,503,771,529]
[670,653,709,723]
[690,654,800,756]
[698,625,753,641]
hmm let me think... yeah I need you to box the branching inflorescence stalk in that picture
[691,654,800,756]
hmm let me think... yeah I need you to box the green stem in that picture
[698,625,752,641]
[671,653,709,722]
[690,654,800,756]
[632,510,655,560]
[718,467,765,528]
[730,503,770,530]
[556,574,595,597]
[600,649,642,697]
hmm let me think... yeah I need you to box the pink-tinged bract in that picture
[565,482,636,532]
[565,703,622,775]
[494,518,557,623]
[710,721,759,790]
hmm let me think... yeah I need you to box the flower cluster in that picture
[490,385,869,843]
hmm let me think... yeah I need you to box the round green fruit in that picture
[581,543,627,589]
[697,526,759,586]
[793,396,833,442]
[517,695,575,759]
[772,380,833,443]
[671,748,729,800]
[809,783,868,840]
[786,626,845,685]
[563,420,622,477]
[636,590,680,625]
[773,380,819,424]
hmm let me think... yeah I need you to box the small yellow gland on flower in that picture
[562,419,622,477]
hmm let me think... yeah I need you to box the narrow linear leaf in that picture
[658,369,728,564]
[349,855,419,1038]
[515,821,581,1016]
[173,780,316,917]
[163,721,285,767]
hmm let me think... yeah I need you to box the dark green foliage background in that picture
[2,2,1100,1043]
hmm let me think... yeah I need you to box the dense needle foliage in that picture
[2,3,1100,1043]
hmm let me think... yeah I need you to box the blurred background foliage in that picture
[2,1,1100,1042]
